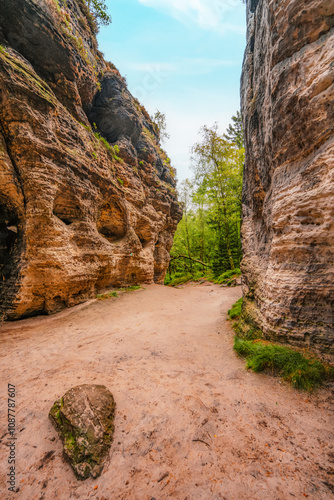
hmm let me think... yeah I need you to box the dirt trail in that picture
[0,283,333,500]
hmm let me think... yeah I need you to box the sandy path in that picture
[0,283,333,500]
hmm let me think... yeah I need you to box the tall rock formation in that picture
[0,0,182,320]
[241,0,334,361]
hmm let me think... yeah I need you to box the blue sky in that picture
[98,0,247,182]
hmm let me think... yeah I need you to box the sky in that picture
[97,0,247,182]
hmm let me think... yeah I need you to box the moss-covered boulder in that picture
[49,384,116,480]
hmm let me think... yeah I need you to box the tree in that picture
[86,0,112,28]
[224,111,244,149]
[191,123,244,272]
[152,110,170,143]
[166,113,244,284]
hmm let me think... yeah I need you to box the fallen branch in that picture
[170,255,210,267]
[192,439,211,447]
[157,472,169,483]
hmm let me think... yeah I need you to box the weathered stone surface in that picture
[241,0,334,361]
[0,0,182,320]
[49,384,116,480]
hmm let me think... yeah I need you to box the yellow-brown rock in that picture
[0,0,182,320]
[241,0,334,360]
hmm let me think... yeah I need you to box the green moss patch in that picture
[0,50,57,106]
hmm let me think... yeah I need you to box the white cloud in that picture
[138,0,242,31]
[126,57,239,76]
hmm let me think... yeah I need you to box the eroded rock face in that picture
[241,0,334,360]
[0,0,182,320]
[49,385,115,480]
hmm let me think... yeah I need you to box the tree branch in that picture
[170,254,210,267]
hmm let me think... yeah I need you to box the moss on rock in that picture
[49,384,116,480]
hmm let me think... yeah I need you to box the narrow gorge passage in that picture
[0,284,333,500]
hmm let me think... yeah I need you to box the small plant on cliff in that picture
[80,0,112,33]
[79,122,92,132]
[151,110,170,143]
[93,131,123,163]
[0,44,8,55]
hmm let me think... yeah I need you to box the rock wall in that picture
[0,0,182,320]
[241,0,334,360]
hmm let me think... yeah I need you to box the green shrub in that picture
[234,337,334,391]
[214,268,241,285]
[192,270,214,282]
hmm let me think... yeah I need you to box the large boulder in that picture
[49,385,116,480]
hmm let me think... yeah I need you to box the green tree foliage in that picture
[84,0,112,30]
[152,110,170,143]
[166,113,244,284]
[224,110,244,149]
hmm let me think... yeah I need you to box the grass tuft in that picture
[234,337,334,391]
[118,285,142,292]
[96,291,118,301]
[228,297,243,319]
[228,298,334,391]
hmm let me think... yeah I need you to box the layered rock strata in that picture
[241,0,334,360]
[0,0,182,320]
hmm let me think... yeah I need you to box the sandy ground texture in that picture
[0,283,333,500]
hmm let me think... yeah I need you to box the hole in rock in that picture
[0,221,18,267]
[53,188,82,225]
[0,203,21,290]
[134,216,153,248]
[97,198,127,242]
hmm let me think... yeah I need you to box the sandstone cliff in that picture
[241,0,334,360]
[0,0,182,320]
